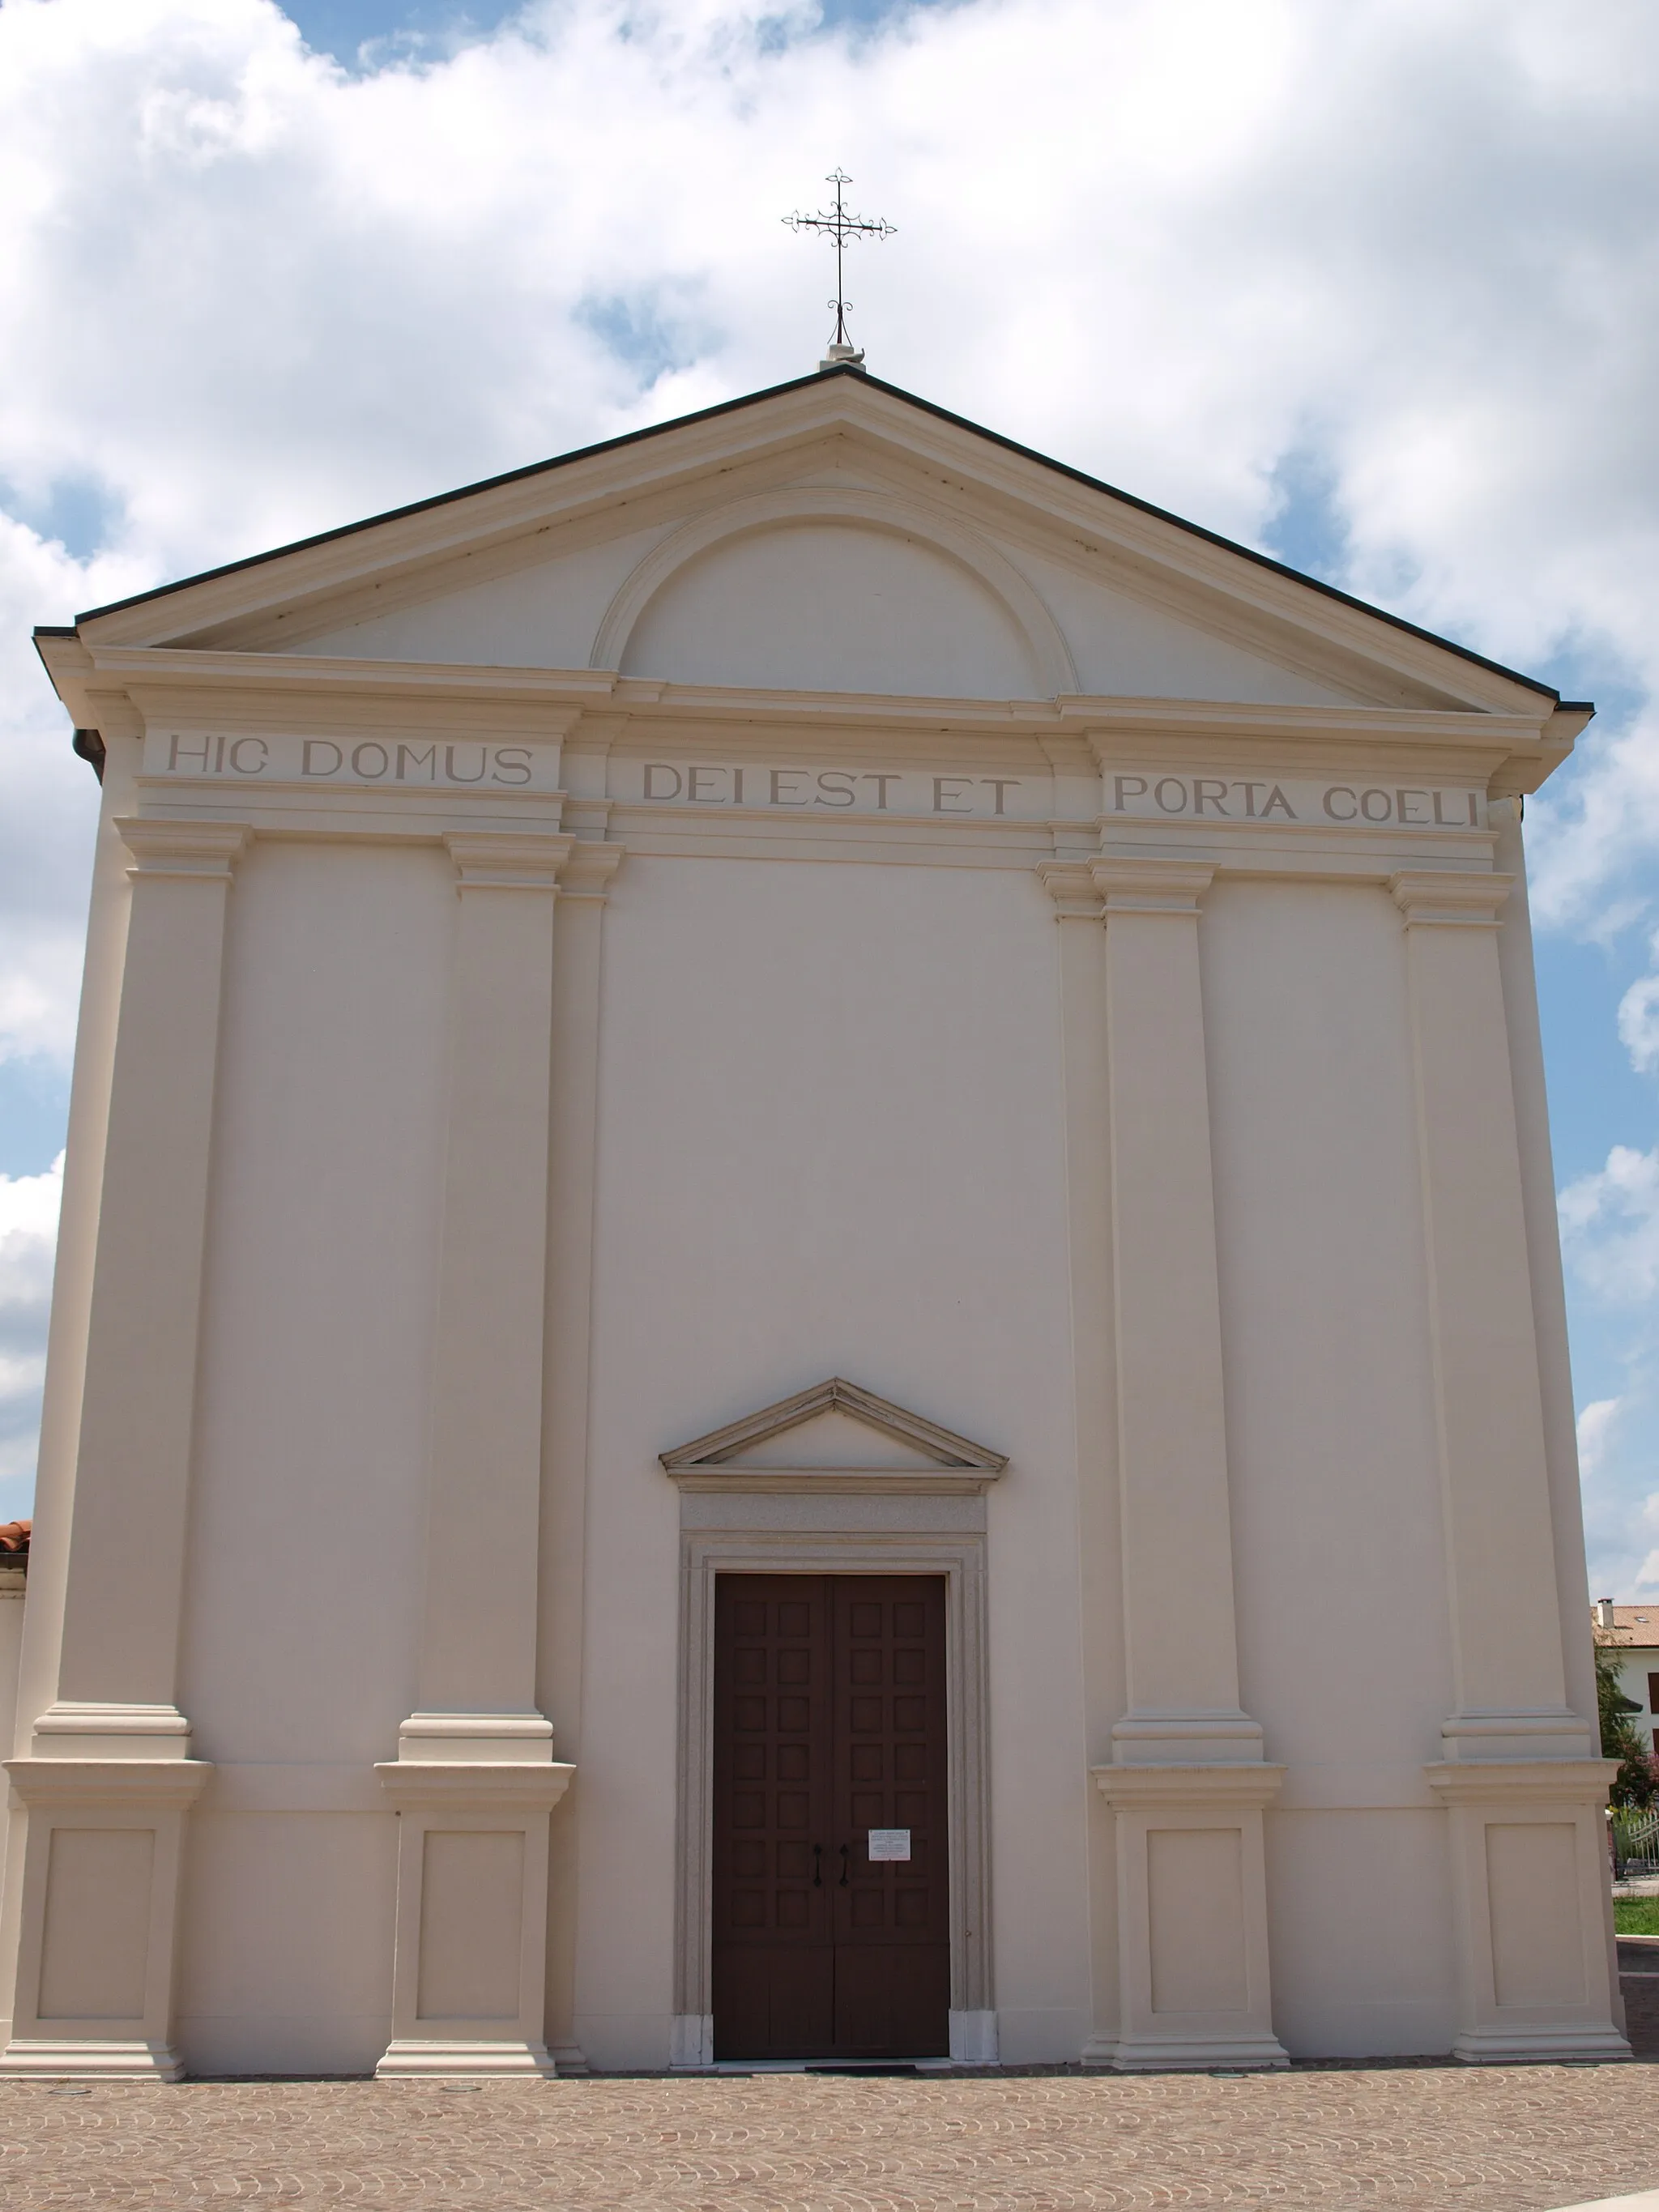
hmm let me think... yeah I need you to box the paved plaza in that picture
[1,1945,1653,2210]
[3,2054,1659,2210]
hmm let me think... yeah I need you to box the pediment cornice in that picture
[660,1376,1008,1496]
[49,370,1576,735]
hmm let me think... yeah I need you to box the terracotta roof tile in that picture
[0,1520,29,1554]
[1593,1602,1659,1644]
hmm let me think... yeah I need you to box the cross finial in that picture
[783,169,895,372]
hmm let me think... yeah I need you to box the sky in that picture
[2,0,1658,1595]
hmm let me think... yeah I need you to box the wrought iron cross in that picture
[783,169,895,368]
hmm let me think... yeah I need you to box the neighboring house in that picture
[1593,1600,1659,1754]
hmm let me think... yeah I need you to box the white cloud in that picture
[1560,1145,1659,1306]
[1618,932,1659,1074]
[0,1153,62,1500]
[1578,1397,1623,1479]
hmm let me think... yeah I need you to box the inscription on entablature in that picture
[147,731,558,788]
[1106,773,1485,829]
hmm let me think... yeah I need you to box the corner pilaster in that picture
[1425,1761,1627,2062]
[1,817,241,2076]
[1392,865,1618,2060]
[1390,867,1586,1758]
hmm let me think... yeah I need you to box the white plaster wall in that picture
[1202,878,1458,2055]
[294,521,666,667]
[174,841,454,2074]
[1015,547,1363,707]
[620,526,1041,697]
[572,855,1090,2069]
[292,508,1374,707]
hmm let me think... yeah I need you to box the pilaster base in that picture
[670,2013,714,2069]
[1093,1762,1288,2072]
[1095,2029,1290,2072]
[948,2008,999,2065]
[1,1754,209,2081]
[1427,1758,1629,2065]
[375,1748,574,2082]
[0,2037,185,2081]
[1452,2024,1632,2065]
[375,2037,558,2079]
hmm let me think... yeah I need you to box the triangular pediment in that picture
[41,369,1580,744]
[660,1377,1006,1494]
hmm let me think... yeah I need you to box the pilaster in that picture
[1392,866,1618,2060]
[1389,870,1586,1758]
[1094,859,1258,1764]
[539,833,624,2073]
[1045,853,1285,2071]
[382,829,613,2079]
[1,817,240,2076]
[1036,859,1124,2057]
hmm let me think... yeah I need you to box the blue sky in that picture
[281,0,921,60]
[2,0,1657,1593]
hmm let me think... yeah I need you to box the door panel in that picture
[711,1573,950,2061]
[830,1576,950,2055]
[711,1577,833,2058]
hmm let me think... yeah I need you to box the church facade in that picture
[1,368,1625,2077]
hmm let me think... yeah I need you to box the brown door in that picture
[712,1574,950,2060]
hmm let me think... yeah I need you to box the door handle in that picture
[838,1843,851,1886]
[812,1843,822,1887]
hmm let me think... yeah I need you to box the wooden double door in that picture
[711,1574,950,2061]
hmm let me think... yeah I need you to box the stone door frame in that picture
[669,1499,995,2067]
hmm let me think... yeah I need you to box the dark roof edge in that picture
[63,364,1563,704]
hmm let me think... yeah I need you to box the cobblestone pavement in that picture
[4,2060,1659,2212]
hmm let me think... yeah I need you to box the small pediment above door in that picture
[659,1377,1008,1494]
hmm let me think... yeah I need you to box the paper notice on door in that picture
[868,1829,911,1861]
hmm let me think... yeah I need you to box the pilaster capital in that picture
[1090,858,1214,916]
[557,842,626,902]
[1389,868,1513,928]
[1035,859,1102,919]
[117,817,250,880]
[443,831,573,893]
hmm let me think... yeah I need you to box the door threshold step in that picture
[696,2058,948,2075]
[805,2062,922,2077]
